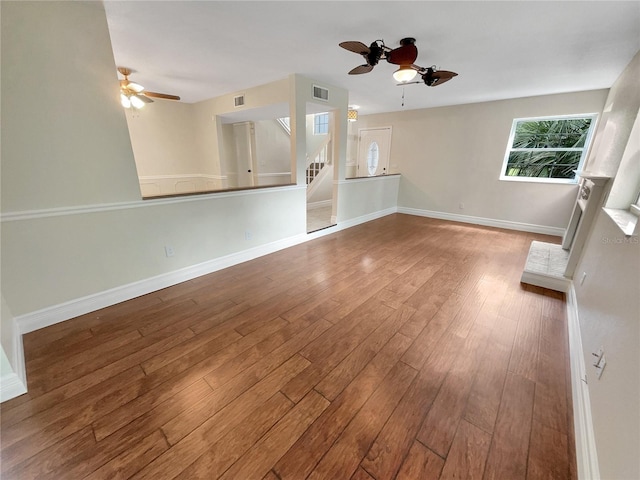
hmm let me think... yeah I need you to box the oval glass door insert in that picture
[367,142,379,176]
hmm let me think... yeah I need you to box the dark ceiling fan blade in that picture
[144,91,181,100]
[429,70,458,86]
[349,64,374,75]
[339,41,371,55]
[387,44,418,66]
[396,81,422,86]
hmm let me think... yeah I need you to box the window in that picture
[500,114,597,183]
[313,113,329,135]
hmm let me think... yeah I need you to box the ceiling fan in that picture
[117,67,180,109]
[339,37,457,86]
[339,37,419,76]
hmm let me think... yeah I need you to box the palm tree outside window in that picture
[500,114,598,183]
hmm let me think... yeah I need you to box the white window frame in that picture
[499,113,598,184]
[631,190,640,217]
[313,112,329,135]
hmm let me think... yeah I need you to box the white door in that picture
[357,127,391,177]
[233,122,257,187]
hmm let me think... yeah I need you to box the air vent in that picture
[313,85,329,101]
[234,95,245,107]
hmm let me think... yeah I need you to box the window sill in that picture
[499,175,578,185]
[603,207,639,236]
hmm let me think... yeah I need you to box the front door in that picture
[357,127,391,177]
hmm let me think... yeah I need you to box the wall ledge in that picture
[397,207,565,236]
[1,184,306,223]
[603,207,639,236]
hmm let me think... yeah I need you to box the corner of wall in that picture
[1,296,27,402]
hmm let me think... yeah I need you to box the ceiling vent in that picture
[313,85,329,102]
[234,94,245,108]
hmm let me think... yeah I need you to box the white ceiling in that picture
[104,1,640,116]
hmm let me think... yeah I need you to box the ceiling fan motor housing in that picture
[367,42,383,66]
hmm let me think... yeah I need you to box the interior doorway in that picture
[306,107,337,233]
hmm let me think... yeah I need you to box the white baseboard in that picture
[397,207,565,236]
[566,284,600,480]
[0,318,27,403]
[307,200,332,210]
[16,232,306,334]
[14,207,398,335]
[0,373,27,403]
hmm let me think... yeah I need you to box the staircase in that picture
[306,162,324,184]
[306,137,331,185]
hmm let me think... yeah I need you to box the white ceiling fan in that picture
[118,67,180,109]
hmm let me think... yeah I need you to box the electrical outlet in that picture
[459,202,465,210]
[595,355,606,379]
[164,245,175,257]
[592,346,604,366]
[245,231,252,241]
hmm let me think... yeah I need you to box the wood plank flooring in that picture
[0,214,576,479]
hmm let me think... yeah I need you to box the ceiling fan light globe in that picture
[127,81,144,93]
[393,66,417,83]
[130,95,146,109]
[120,93,131,108]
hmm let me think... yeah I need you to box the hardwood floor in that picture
[0,214,576,479]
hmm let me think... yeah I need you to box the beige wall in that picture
[356,90,608,229]
[0,1,142,212]
[125,100,202,176]
[572,51,640,480]
[125,80,293,195]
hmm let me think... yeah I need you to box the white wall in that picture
[356,90,608,230]
[337,176,400,221]
[572,51,640,480]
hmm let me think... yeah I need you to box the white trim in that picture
[307,200,332,210]
[397,207,565,236]
[1,320,27,403]
[256,172,292,178]
[566,284,600,480]
[335,207,397,231]
[0,185,305,223]
[138,173,227,181]
[13,323,26,387]
[0,373,27,403]
[14,206,398,335]
[337,174,401,185]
